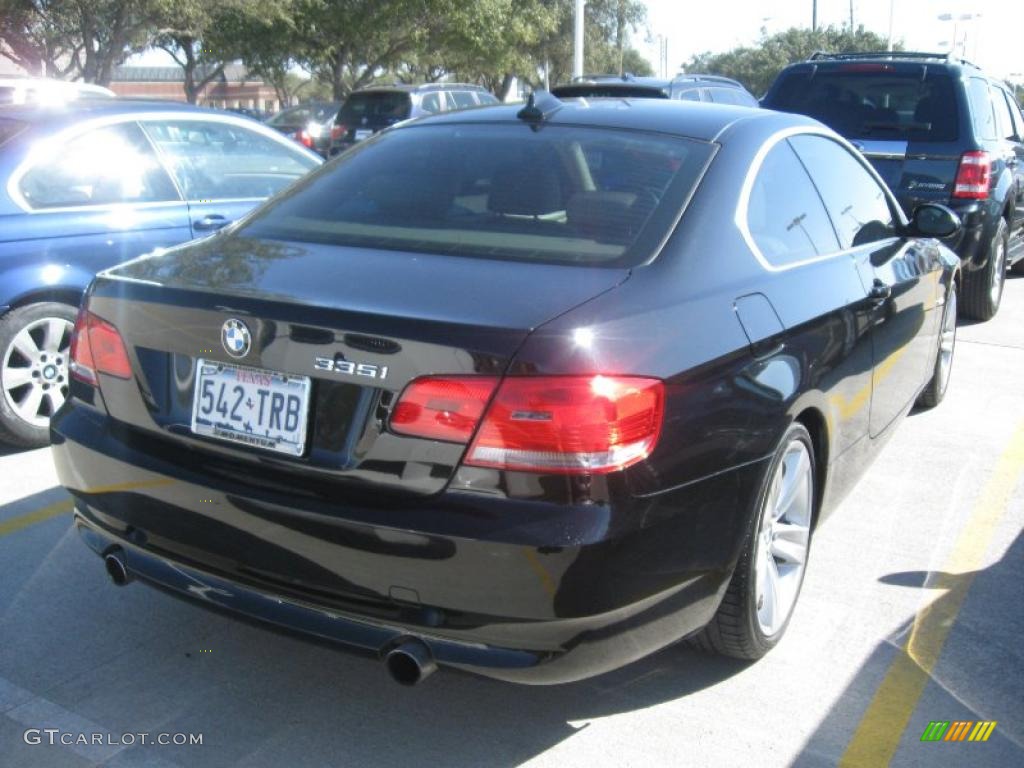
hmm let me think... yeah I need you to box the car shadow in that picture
[0,440,36,458]
[791,529,1024,766]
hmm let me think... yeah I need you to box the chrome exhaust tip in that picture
[103,549,131,586]
[384,638,437,686]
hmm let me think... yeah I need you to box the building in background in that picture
[110,64,280,112]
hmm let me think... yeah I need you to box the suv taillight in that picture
[69,307,132,385]
[391,375,664,474]
[952,151,991,200]
[330,123,347,141]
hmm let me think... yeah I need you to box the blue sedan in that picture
[0,100,322,446]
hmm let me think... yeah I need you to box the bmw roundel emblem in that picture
[221,318,251,358]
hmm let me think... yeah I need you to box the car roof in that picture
[352,83,489,95]
[405,96,813,142]
[568,74,747,89]
[784,51,983,76]
[0,99,249,130]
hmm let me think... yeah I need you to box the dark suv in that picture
[329,83,499,155]
[552,73,758,107]
[762,51,1024,320]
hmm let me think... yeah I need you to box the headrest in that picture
[567,190,643,243]
[487,162,563,216]
[364,171,453,220]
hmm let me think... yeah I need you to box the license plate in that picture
[354,129,373,141]
[191,359,311,456]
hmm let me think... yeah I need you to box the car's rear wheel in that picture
[962,218,1007,321]
[0,302,77,448]
[916,284,957,409]
[692,423,815,659]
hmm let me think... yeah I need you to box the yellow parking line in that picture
[0,498,74,539]
[839,422,1024,767]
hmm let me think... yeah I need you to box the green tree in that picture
[152,0,292,103]
[684,24,902,97]
[536,0,648,87]
[398,0,558,99]
[0,0,162,85]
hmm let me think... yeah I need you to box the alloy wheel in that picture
[755,439,813,637]
[1,317,74,429]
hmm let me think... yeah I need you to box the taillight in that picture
[330,123,347,141]
[467,376,664,474]
[391,376,498,442]
[69,308,132,385]
[296,129,314,148]
[391,374,664,474]
[953,151,991,199]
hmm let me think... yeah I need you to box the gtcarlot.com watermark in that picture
[24,728,203,746]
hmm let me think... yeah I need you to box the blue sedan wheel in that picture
[0,302,77,447]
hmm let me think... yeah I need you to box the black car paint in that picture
[51,101,959,683]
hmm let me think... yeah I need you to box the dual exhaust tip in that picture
[103,549,131,587]
[103,547,437,685]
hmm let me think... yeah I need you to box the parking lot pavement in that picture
[1,277,1022,768]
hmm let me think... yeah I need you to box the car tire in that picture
[691,423,816,660]
[962,218,1008,321]
[916,284,957,409]
[0,302,78,448]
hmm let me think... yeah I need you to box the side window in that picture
[142,120,316,201]
[746,141,840,266]
[991,85,1013,140]
[477,92,500,105]
[1006,92,1024,139]
[677,88,701,101]
[707,87,746,106]
[451,91,478,109]
[18,121,179,209]
[790,134,896,249]
[420,93,442,113]
[967,78,997,140]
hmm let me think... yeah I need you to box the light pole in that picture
[887,0,895,51]
[573,0,586,80]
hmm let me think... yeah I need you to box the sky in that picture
[641,0,1024,80]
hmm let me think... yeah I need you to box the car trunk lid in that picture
[87,235,627,498]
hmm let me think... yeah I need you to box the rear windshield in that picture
[336,92,412,123]
[768,68,958,142]
[240,123,713,267]
[552,85,669,99]
[268,103,339,126]
[0,116,27,146]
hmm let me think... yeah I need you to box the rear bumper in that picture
[945,200,993,271]
[75,516,545,678]
[53,403,765,684]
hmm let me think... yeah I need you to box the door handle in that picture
[869,279,892,302]
[194,214,230,231]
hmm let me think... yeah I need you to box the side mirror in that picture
[908,203,961,239]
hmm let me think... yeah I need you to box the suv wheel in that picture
[691,423,815,659]
[963,218,1008,321]
[0,302,77,448]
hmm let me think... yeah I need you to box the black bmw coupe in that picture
[52,94,961,685]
